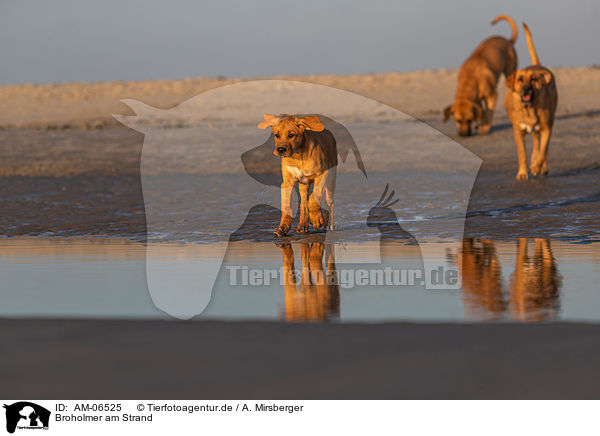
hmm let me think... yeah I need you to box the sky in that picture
[0,0,598,85]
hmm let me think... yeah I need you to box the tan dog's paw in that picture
[309,210,325,230]
[530,160,542,177]
[530,160,548,177]
[516,170,529,181]
[294,224,309,233]
[273,224,290,237]
[529,164,540,177]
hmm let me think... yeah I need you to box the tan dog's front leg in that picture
[275,178,294,237]
[324,167,336,230]
[530,129,551,177]
[531,131,540,172]
[308,172,327,230]
[512,126,529,181]
[295,183,310,233]
[540,160,548,177]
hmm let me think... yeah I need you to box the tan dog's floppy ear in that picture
[505,72,516,91]
[258,114,279,129]
[540,70,553,86]
[443,105,453,122]
[296,115,325,131]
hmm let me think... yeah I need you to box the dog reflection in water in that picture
[510,238,561,321]
[454,238,561,321]
[278,241,340,322]
[455,239,505,319]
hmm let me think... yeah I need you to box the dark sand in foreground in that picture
[2,319,600,399]
[1,70,599,398]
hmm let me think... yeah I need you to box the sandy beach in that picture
[1,67,599,131]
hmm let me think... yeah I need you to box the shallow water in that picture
[1,237,598,323]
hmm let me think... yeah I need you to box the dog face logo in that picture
[3,402,50,434]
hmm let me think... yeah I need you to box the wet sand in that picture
[1,68,599,241]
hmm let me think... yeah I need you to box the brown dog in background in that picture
[444,15,518,136]
[505,23,558,180]
[258,114,337,236]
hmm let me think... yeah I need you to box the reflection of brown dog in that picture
[444,15,518,136]
[456,239,505,318]
[258,114,337,236]
[279,242,339,321]
[505,23,558,180]
[509,238,561,321]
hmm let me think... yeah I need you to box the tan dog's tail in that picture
[523,22,540,66]
[491,15,517,43]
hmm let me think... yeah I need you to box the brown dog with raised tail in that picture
[504,23,558,180]
[444,15,518,136]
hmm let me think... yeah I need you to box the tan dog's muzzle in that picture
[458,123,472,137]
[520,85,534,104]
[274,144,292,157]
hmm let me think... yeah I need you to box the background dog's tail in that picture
[491,15,517,43]
[523,22,540,66]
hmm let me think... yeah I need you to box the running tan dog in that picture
[258,114,337,236]
[444,15,518,136]
[505,23,558,180]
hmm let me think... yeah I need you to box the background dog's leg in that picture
[295,183,310,233]
[513,126,529,180]
[325,167,336,230]
[531,129,551,176]
[480,92,497,135]
[531,131,541,174]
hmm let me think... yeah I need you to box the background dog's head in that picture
[258,114,325,157]
[443,100,482,137]
[506,66,553,105]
